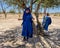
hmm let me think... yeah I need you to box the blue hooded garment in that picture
[42,16,52,31]
[22,8,33,38]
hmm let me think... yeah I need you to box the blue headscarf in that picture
[24,8,31,15]
[22,8,32,23]
[23,8,31,19]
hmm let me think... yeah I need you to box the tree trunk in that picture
[35,0,44,35]
[35,13,44,35]
[44,7,47,16]
[4,12,7,19]
[30,0,33,12]
[18,7,21,20]
[0,2,7,19]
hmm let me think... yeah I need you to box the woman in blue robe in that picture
[42,13,52,31]
[22,8,33,41]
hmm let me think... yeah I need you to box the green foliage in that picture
[41,0,60,8]
[36,0,40,2]
[2,0,60,12]
[9,10,15,13]
[3,0,25,8]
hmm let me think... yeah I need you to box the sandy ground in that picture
[0,16,60,48]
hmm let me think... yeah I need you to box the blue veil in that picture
[22,8,32,24]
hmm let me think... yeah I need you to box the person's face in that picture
[26,10,30,13]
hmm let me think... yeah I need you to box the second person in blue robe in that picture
[42,13,52,31]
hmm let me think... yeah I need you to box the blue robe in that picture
[42,16,51,31]
[22,8,33,38]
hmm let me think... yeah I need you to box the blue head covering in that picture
[23,8,31,19]
[23,8,32,22]
[24,8,31,15]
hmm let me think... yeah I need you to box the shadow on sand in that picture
[0,26,60,48]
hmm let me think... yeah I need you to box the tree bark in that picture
[3,10,7,19]
[0,2,7,19]
[30,0,33,12]
[44,7,47,16]
[35,0,44,35]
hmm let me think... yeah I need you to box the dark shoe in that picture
[23,37,26,41]
[25,37,29,41]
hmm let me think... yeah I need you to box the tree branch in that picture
[32,0,37,4]
[29,0,37,8]
[35,0,42,14]
[30,0,33,12]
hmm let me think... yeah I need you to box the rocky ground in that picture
[0,16,60,48]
